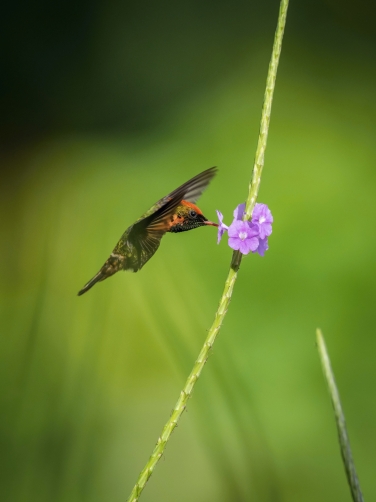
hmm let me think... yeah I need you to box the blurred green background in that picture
[2,1,376,501]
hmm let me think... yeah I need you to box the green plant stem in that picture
[127,2,289,500]
[245,0,289,220]
[316,329,364,502]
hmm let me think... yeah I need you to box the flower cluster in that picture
[216,203,273,256]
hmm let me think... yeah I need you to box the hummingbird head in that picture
[168,201,218,233]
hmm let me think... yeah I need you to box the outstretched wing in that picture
[127,167,217,271]
[135,166,217,222]
[161,166,218,205]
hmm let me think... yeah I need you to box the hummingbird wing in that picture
[127,167,217,270]
[161,166,218,205]
[139,166,217,231]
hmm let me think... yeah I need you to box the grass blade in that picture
[316,329,364,502]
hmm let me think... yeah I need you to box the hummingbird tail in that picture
[77,270,106,296]
[77,253,125,296]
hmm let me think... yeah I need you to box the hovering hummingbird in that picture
[78,167,218,295]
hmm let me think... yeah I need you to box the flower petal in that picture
[216,210,229,244]
[257,222,272,239]
[240,237,259,254]
[252,203,273,239]
[217,226,227,244]
[228,237,241,251]
[216,210,224,225]
[246,221,260,237]
[252,203,273,224]
[228,219,245,238]
[253,237,269,256]
[233,203,246,221]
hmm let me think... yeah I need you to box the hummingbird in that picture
[78,167,218,295]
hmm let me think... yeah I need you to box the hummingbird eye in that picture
[189,210,197,218]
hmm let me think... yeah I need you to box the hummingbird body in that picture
[78,168,217,295]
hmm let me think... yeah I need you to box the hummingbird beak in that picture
[204,220,218,227]
[199,213,218,227]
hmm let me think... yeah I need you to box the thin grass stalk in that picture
[316,329,364,502]
[127,1,289,500]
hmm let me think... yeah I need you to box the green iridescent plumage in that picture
[78,167,217,295]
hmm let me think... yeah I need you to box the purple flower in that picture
[228,220,259,255]
[233,203,246,221]
[216,210,229,244]
[253,237,269,257]
[216,202,273,256]
[251,203,273,239]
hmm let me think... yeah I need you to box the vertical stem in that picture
[316,329,364,502]
[245,0,289,220]
[127,2,289,500]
